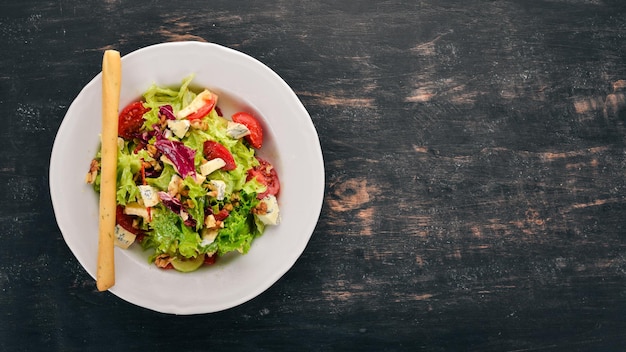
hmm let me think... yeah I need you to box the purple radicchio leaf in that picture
[159,105,176,120]
[157,191,197,228]
[137,124,162,145]
[154,138,196,178]
[144,167,162,178]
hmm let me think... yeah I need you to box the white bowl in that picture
[49,42,324,314]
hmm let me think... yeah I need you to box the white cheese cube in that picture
[226,121,251,139]
[200,228,219,247]
[193,173,206,185]
[210,180,226,200]
[199,158,226,176]
[114,224,137,249]
[123,202,150,220]
[256,195,281,225]
[138,185,160,207]
[167,119,190,139]
[204,214,217,228]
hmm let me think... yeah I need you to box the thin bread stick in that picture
[97,50,121,291]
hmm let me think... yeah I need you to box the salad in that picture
[86,76,281,272]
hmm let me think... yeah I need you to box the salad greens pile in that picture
[87,76,280,272]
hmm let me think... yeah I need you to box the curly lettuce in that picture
[92,75,278,270]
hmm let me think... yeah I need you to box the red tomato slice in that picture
[232,112,263,149]
[203,140,236,170]
[186,94,216,120]
[213,208,230,221]
[116,205,143,235]
[247,157,280,199]
[204,254,217,265]
[118,101,151,140]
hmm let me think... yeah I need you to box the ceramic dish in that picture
[49,41,324,314]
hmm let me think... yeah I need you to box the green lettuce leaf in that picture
[142,75,197,130]
[145,206,201,259]
[178,222,201,258]
[116,144,142,205]
[144,207,179,256]
[146,163,176,191]
[214,191,261,255]
[182,176,206,231]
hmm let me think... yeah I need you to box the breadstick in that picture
[97,50,121,291]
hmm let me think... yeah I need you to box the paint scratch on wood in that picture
[573,96,605,114]
[392,293,434,302]
[538,147,609,161]
[572,89,625,118]
[612,79,626,91]
[157,17,208,42]
[158,30,206,43]
[357,207,374,236]
[298,91,375,108]
[413,145,429,153]
[328,178,375,212]
[410,30,453,56]
[571,198,618,209]
[405,87,435,103]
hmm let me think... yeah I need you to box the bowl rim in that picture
[49,41,325,314]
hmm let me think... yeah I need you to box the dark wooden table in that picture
[2,1,625,351]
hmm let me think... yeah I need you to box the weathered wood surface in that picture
[1,1,625,351]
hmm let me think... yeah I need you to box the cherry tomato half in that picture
[203,140,236,171]
[115,205,145,240]
[247,157,280,199]
[213,208,230,221]
[186,93,216,120]
[232,112,263,149]
[204,253,217,265]
[118,101,151,140]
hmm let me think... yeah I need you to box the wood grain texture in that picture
[1,0,625,351]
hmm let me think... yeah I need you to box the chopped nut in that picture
[89,159,100,172]
[224,203,234,212]
[252,201,268,215]
[147,157,162,171]
[154,254,172,268]
[85,159,100,184]
[190,120,208,130]
[168,174,183,196]
[146,144,158,157]
[85,172,96,184]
